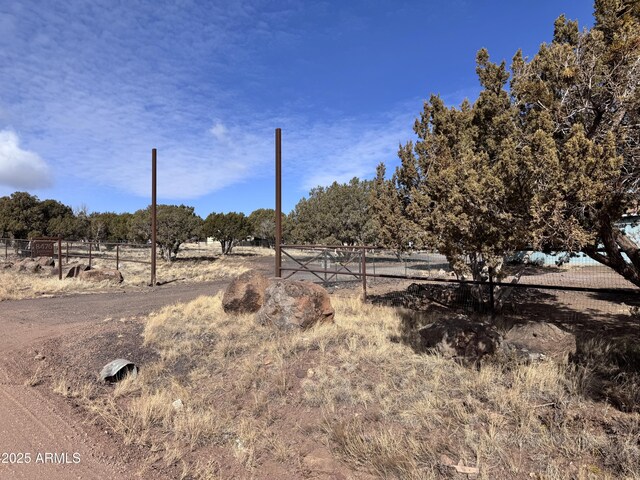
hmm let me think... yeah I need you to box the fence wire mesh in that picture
[280,246,640,329]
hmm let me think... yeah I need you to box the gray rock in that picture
[15,258,41,273]
[36,256,55,267]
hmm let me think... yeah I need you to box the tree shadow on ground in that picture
[172,252,266,262]
[369,282,640,412]
[171,255,221,262]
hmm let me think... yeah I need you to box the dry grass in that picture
[0,269,123,301]
[0,251,252,300]
[54,294,640,479]
[94,255,250,286]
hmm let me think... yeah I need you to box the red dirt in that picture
[0,280,229,479]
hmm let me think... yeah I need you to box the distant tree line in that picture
[0,180,378,261]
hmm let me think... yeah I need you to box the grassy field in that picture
[0,252,251,301]
[52,293,640,479]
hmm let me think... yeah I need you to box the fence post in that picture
[323,250,328,284]
[66,242,69,264]
[488,267,495,315]
[89,242,92,268]
[116,244,119,270]
[361,247,367,301]
[275,128,282,278]
[151,148,157,286]
[57,237,62,280]
[4,239,7,260]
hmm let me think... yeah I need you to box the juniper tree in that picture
[373,0,640,290]
[131,205,202,261]
[289,177,376,246]
[203,212,251,255]
[511,0,640,285]
[248,208,287,248]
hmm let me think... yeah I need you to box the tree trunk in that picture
[583,219,640,288]
[467,252,488,309]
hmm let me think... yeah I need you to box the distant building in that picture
[526,215,639,267]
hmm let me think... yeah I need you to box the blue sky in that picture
[0,0,594,217]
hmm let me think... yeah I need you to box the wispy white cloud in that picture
[0,129,52,189]
[0,1,456,203]
[0,0,292,199]
[279,107,418,191]
[209,122,228,142]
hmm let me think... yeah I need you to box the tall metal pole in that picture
[151,148,157,286]
[275,128,282,278]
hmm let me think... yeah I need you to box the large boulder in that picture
[222,270,270,314]
[418,314,503,362]
[78,268,124,284]
[256,279,335,330]
[15,258,41,273]
[504,322,575,361]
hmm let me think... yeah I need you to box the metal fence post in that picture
[4,239,7,260]
[89,242,92,268]
[372,250,376,279]
[66,242,69,264]
[151,148,157,286]
[275,128,282,278]
[323,250,328,283]
[116,244,119,270]
[57,237,62,280]
[361,247,367,301]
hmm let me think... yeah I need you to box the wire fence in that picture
[0,238,273,285]
[2,237,637,329]
[280,245,640,332]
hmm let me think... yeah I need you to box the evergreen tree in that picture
[289,178,376,246]
[373,0,640,288]
[130,205,202,261]
[202,212,251,255]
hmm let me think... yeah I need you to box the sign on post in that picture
[31,237,55,258]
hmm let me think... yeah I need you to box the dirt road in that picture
[0,280,227,479]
